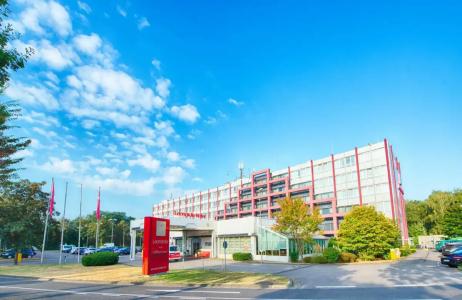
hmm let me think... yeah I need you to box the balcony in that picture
[240,194,252,201]
[226,208,238,214]
[255,191,268,198]
[240,206,252,212]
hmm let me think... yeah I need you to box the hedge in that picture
[82,252,119,266]
[323,247,340,263]
[232,252,252,261]
[311,255,328,264]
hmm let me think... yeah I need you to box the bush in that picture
[311,255,328,264]
[302,256,311,263]
[400,245,416,257]
[327,237,338,248]
[82,252,119,266]
[339,252,357,263]
[232,252,252,261]
[358,253,375,261]
[289,251,299,263]
[323,247,340,263]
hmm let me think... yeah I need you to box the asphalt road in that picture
[0,250,461,299]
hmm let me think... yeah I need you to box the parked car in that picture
[169,245,182,262]
[96,247,114,253]
[70,247,86,255]
[61,244,75,253]
[436,238,462,252]
[0,248,36,259]
[83,248,96,255]
[441,248,462,267]
[135,246,142,253]
[442,243,462,256]
[115,247,130,255]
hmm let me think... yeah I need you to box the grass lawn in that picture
[0,264,288,287]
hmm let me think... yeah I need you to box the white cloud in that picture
[182,158,195,169]
[27,39,75,70]
[22,110,59,127]
[81,176,157,196]
[111,132,127,139]
[170,104,200,123]
[204,116,216,125]
[17,0,72,37]
[81,119,100,129]
[73,33,102,55]
[128,154,161,172]
[6,81,59,109]
[156,78,171,98]
[151,59,161,70]
[137,17,150,30]
[13,149,34,159]
[163,166,186,186]
[228,98,244,107]
[116,5,127,17]
[39,157,76,174]
[77,1,91,14]
[166,151,180,162]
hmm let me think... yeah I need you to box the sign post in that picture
[223,240,228,272]
[142,217,170,275]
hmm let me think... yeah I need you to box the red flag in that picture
[96,187,101,221]
[48,179,55,215]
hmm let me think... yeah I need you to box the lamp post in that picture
[238,162,244,186]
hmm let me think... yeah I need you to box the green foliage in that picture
[358,253,375,261]
[0,0,33,92]
[442,191,462,238]
[82,252,119,266]
[273,197,322,261]
[310,255,328,264]
[302,256,311,263]
[289,251,299,263]
[327,237,338,248]
[339,252,357,263]
[322,247,340,263]
[0,180,49,248]
[337,206,400,259]
[232,252,252,261]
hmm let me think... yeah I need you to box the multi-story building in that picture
[153,139,409,241]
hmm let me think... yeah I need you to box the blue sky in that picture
[5,0,462,219]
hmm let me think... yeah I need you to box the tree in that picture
[442,190,462,238]
[273,197,322,260]
[424,191,454,234]
[0,180,49,249]
[0,0,33,92]
[337,206,400,259]
[405,200,428,238]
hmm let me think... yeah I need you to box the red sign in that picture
[173,211,205,219]
[142,217,170,275]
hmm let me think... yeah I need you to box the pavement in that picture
[0,250,461,299]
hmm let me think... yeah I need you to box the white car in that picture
[83,248,96,255]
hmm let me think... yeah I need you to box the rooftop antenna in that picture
[238,162,245,185]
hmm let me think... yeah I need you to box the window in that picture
[257,227,288,256]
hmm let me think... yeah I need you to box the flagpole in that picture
[77,183,82,264]
[58,182,68,265]
[95,187,100,248]
[40,178,54,264]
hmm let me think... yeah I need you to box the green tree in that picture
[425,191,454,234]
[337,206,400,259]
[442,190,462,238]
[405,200,428,237]
[0,0,33,92]
[273,197,322,261]
[0,180,49,248]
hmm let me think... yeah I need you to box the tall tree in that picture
[442,190,462,238]
[405,200,428,237]
[273,197,322,260]
[425,191,454,234]
[337,206,400,259]
[0,0,32,186]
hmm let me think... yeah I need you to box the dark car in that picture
[96,247,114,253]
[70,247,85,255]
[442,242,462,256]
[0,248,36,259]
[135,246,142,253]
[441,248,462,267]
[115,247,130,255]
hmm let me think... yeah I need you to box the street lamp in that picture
[238,162,244,185]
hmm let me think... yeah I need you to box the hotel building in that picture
[152,139,409,241]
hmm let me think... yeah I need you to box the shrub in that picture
[339,252,357,263]
[311,255,328,264]
[232,252,252,261]
[327,237,338,248]
[358,253,375,261]
[82,252,119,266]
[400,245,416,257]
[289,251,299,263]
[302,256,311,263]
[323,247,340,263]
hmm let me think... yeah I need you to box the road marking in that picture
[393,283,444,287]
[315,285,357,289]
[0,286,156,298]
[147,289,181,292]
